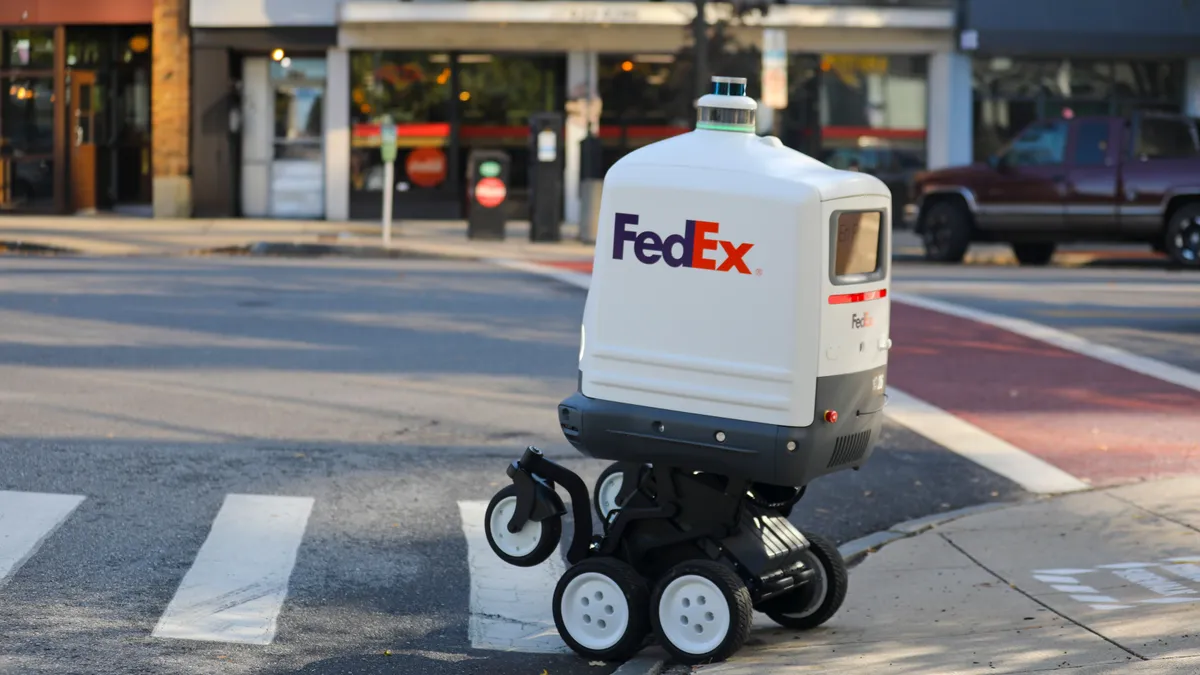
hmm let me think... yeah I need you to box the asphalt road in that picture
[0,256,1021,675]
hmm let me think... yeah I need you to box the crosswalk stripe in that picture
[152,494,314,645]
[0,491,85,588]
[458,500,568,653]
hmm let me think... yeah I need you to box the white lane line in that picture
[1052,584,1098,594]
[152,494,314,645]
[884,388,1090,494]
[1071,594,1121,603]
[458,500,568,654]
[892,292,1200,394]
[1034,568,1097,575]
[1090,604,1133,611]
[0,491,85,587]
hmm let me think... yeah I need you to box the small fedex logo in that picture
[851,312,874,329]
[612,213,755,274]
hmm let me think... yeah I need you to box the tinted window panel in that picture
[1072,121,1110,166]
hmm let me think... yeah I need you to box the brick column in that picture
[152,0,192,218]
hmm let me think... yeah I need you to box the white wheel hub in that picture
[488,496,542,559]
[559,572,631,651]
[596,472,624,518]
[657,574,731,655]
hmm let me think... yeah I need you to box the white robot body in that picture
[580,130,891,428]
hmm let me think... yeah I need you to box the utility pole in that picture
[692,0,709,109]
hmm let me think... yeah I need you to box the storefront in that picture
[960,0,1200,162]
[0,3,155,214]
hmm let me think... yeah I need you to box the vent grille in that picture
[828,430,871,468]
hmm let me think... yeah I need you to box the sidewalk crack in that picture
[1108,493,1200,536]
[939,532,1148,661]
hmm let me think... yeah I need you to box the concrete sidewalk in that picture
[691,476,1200,675]
[0,214,1163,268]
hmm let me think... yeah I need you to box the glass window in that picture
[973,58,1061,99]
[1113,61,1184,102]
[1072,120,1110,166]
[2,29,55,70]
[349,52,452,196]
[271,57,327,82]
[1003,120,1068,167]
[833,211,882,280]
[818,54,927,174]
[1,158,55,209]
[457,54,561,194]
[1136,116,1199,159]
[1,76,55,155]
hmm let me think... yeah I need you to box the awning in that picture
[339,1,954,30]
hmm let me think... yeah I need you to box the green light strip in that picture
[697,121,755,133]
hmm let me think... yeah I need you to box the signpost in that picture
[379,117,398,245]
[762,28,788,111]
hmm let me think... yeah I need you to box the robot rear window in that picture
[832,211,883,282]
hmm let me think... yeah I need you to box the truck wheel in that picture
[920,200,972,263]
[1164,203,1200,268]
[759,532,848,631]
[1011,243,1056,266]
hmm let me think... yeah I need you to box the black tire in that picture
[651,560,753,665]
[1011,242,1056,266]
[594,462,641,522]
[759,532,849,631]
[553,557,651,662]
[920,199,973,263]
[483,484,562,568]
[1164,202,1200,268]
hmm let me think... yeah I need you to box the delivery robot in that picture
[482,75,892,666]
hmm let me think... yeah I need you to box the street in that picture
[0,253,1197,675]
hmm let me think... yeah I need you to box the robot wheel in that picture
[649,559,754,665]
[483,484,562,567]
[756,531,849,630]
[552,557,651,662]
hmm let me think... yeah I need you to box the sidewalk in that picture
[691,476,1200,675]
[0,214,1163,268]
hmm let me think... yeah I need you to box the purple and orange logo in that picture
[612,213,755,275]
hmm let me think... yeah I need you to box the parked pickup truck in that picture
[905,112,1200,267]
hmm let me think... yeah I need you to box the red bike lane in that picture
[539,260,1200,487]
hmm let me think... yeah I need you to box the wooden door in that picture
[70,71,98,213]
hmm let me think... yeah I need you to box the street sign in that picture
[380,123,398,164]
[475,177,507,208]
[479,160,501,178]
[762,28,788,110]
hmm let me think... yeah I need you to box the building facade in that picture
[0,0,189,217]
[186,0,1200,224]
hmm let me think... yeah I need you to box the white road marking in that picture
[1162,563,1200,585]
[884,388,1090,494]
[0,491,85,587]
[1113,568,1197,597]
[1097,562,1158,569]
[1052,584,1098,594]
[152,494,314,645]
[458,500,568,653]
[1090,604,1133,611]
[1140,597,1200,605]
[1034,575,1080,584]
[1071,594,1121,603]
[1034,568,1096,575]
[892,292,1200,394]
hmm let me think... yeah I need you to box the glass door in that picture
[269,57,325,218]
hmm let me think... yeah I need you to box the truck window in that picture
[1072,121,1110,166]
[832,210,883,282]
[1004,120,1068,167]
[1136,117,1200,159]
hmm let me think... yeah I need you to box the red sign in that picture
[475,177,507,208]
[405,147,447,188]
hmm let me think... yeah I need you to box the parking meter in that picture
[528,112,564,242]
[466,149,510,240]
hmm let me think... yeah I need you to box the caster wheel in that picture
[484,484,562,567]
[553,557,651,662]
[595,462,646,521]
[759,531,848,630]
[651,560,753,665]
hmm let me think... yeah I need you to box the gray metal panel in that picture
[191,47,236,218]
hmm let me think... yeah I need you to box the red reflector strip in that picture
[828,288,887,305]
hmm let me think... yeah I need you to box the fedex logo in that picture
[852,312,874,329]
[612,213,755,274]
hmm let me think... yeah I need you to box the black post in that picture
[693,0,708,113]
[528,111,565,242]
